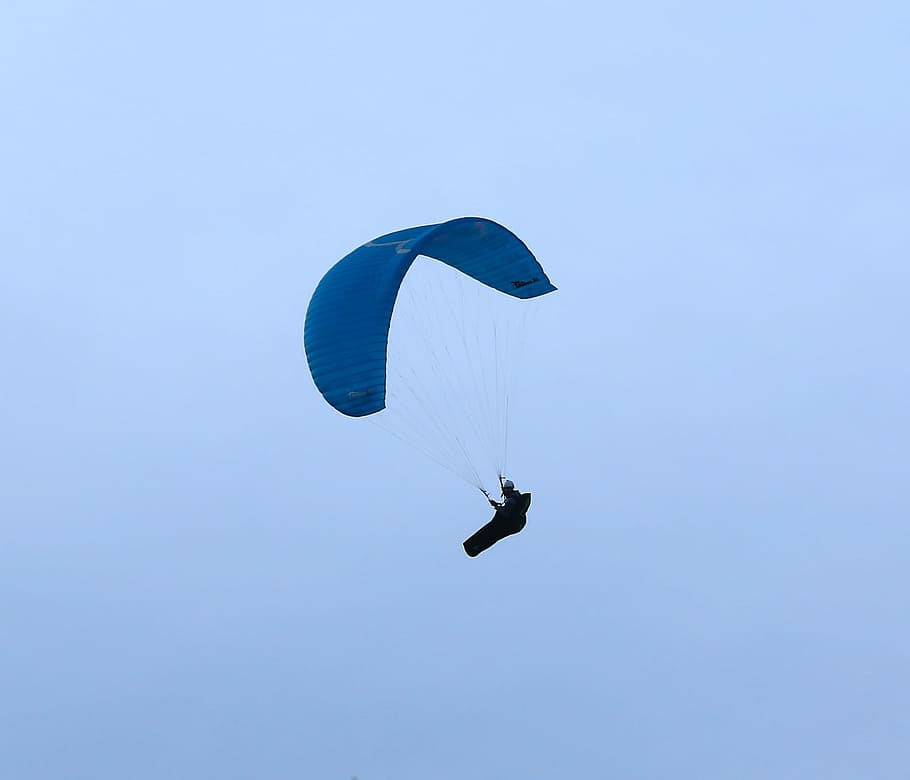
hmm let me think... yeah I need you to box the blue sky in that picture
[2,2,909,778]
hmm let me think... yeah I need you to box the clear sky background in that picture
[2,2,908,778]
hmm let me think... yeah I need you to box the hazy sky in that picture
[2,2,909,778]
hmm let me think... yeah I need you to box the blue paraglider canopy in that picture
[304,217,557,417]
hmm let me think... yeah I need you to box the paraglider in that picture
[464,478,532,557]
[304,217,556,554]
